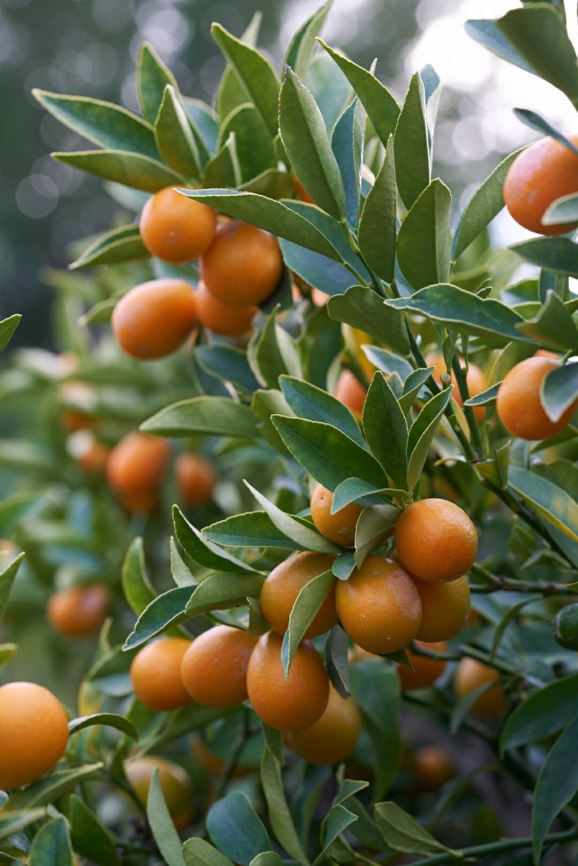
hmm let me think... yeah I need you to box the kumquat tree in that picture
[2,1,578,864]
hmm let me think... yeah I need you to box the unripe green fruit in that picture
[553,604,578,650]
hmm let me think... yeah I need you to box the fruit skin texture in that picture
[180,626,257,708]
[553,603,578,650]
[0,682,69,789]
[335,557,422,655]
[395,499,478,584]
[454,658,507,719]
[246,632,329,731]
[195,280,256,337]
[496,356,577,441]
[334,370,366,416]
[398,641,447,690]
[107,433,170,495]
[425,352,487,421]
[130,638,191,711]
[47,583,110,637]
[260,551,338,639]
[176,453,216,506]
[201,220,282,307]
[112,279,198,360]
[287,686,362,765]
[414,575,470,642]
[503,135,578,235]
[140,187,217,263]
[125,756,194,830]
[310,484,362,548]
[414,746,455,791]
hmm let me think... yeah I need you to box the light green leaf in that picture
[260,733,310,865]
[541,362,578,422]
[142,396,259,439]
[0,552,24,622]
[202,132,241,188]
[0,314,21,351]
[374,802,456,857]
[122,537,155,615]
[244,481,338,554]
[285,2,333,79]
[282,569,336,675]
[68,712,138,739]
[147,769,186,866]
[183,839,234,866]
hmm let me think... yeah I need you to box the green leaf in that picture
[280,375,364,446]
[279,68,346,219]
[7,763,103,810]
[306,51,353,131]
[508,465,578,543]
[155,85,201,178]
[394,73,430,210]
[122,537,155,615]
[541,362,578,422]
[532,714,578,865]
[252,313,302,389]
[53,149,182,192]
[397,179,451,289]
[211,23,280,135]
[147,769,186,866]
[374,802,456,856]
[250,855,284,866]
[466,6,578,107]
[183,97,219,160]
[285,2,332,79]
[362,373,408,489]
[251,389,293,451]
[355,504,400,567]
[123,586,192,650]
[501,673,578,752]
[68,712,138,739]
[216,13,262,122]
[219,104,275,183]
[197,345,260,394]
[174,506,259,573]
[282,569,336,675]
[511,236,578,277]
[205,511,301,550]
[358,137,396,281]
[183,839,234,866]
[332,478,398,511]
[260,733,310,865]
[315,804,358,865]
[244,481,338,554]
[386,283,535,347]
[33,89,158,158]
[325,625,351,697]
[318,41,399,146]
[464,382,500,408]
[543,192,578,226]
[272,415,388,490]
[491,595,542,660]
[331,100,363,226]
[327,285,409,355]
[0,552,24,622]
[0,314,21,351]
[70,224,148,270]
[514,108,578,159]
[142,396,259,438]
[280,241,355,296]
[520,292,578,353]
[179,189,339,260]
[202,132,241,188]
[240,168,296,199]
[350,662,401,797]
[138,43,178,124]
[0,643,17,669]
[186,571,263,616]
[407,388,453,491]
[29,817,73,866]
[452,149,520,259]
[70,795,121,866]
[0,808,47,842]
[207,792,272,866]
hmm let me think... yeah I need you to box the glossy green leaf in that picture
[532,714,578,864]
[211,23,280,135]
[279,68,346,219]
[179,189,339,259]
[33,89,158,158]
[541,362,578,422]
[70,795,121,866]
[138,43,178,123]
[280,375,364,445]
[452,149,520,259]
[53,149,182,191]
[123,586,192,650]
[374,801,456,856]
[142,396,259,438]
[244,481,338,554]
[509,465,578,543]
[207,792,272,866]
[68,712,138,739]
[197,345,260,394]
[186,571,263,616]
[354,504,400,567]
[183,97,219,159]
[318,41,399,146]
[325,625,351,697]
[205,511,301,550]
[202,132,241,188]
[0,808,47,842]
[397,179,451,290]
[155,85,201,178]
[122,537,155,615]
[219,103,276,183]
[407,388,453,490]
[543,192,578,226]
[260,733,309,865]
[466,6,578,107]
[501,673,578,752]
[327,285,409,355]
[282,569,336,674]
[70,224,148,269]
[518,291,578,351]
[183,839,234,866]
[362,373,408,489]
[511,236,578,277]
[285,2,332,78]
[7,763,103,810]
[514,108,578,159]
[316,804,358,864]
[358,137,396,281]
[147,769,186,866]
[394,73,430,210]
[331,99,363,226]
[280,240,356,296]
[0,314,21,351]
[332,478,398,511]
[174,506,259,573]
[0,552,24,623]
[252,314,302,389]
[29,816,73,866]
[272,415,388,490]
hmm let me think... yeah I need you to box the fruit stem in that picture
[471,563,576,596]
[404,828,578,866]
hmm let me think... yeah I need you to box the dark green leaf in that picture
[532,714,578,864]
[205,511,301,550]
[501,673,578,751]
[147,769,186,866]
[282,569,335,674]
[122,537,155,615]
[174,506,259,572]
[514,108,578,157]
[350,662,401,797]
[186,571,263,616]
[508,465,578,542]
[280,375,364,445]
[394,73,430,210]
[397,179,451,290]
[70,795,121,866]
[511,236,578,277]
[325,625,351,697]
[541,362,578,422]
[70,224,148,270]
[68,712,138,739]
[29,817,73,866]
[142,396,259,438]
[327,286,409,355]
[260,733,309,865]
[197,345,260,393]
[331,100,363,226]
[252,313,301,389]
[362,373,408,489]
[407,388,453,490]
[207,792,271,866]
[123,586,192,650]
[155,85,201,178]
[219,104,276,183]
[53,149,182,192]
[374,802,455,856]
[0,552,24,622]
[202,132,241,188]
[0,314,21,351]
[244,481,338,554]
[358,137,396,281]
[138,43,178,123]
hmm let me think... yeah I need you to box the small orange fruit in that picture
[195,280,256,337]
[125,755,194,830]
[398,640,447,691]
[414,745,455,791]
[107,433,170,495]
[246,632,329,731]
[287,686,362,765]
[496,356,577,441]
[180,625,257,708]
[335,557,422,655]
[176,453,216,506]
[67,431,110,473]
[414,575,471,642]
[140,187,217,263]
[130,638,191,711]
[334,370,366,416]
[425,352,487,421]
[395,499,477,583]
[454,657,507,719]
[47,583,110,637]
[310,484,362,548]
[260,551,337,639]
